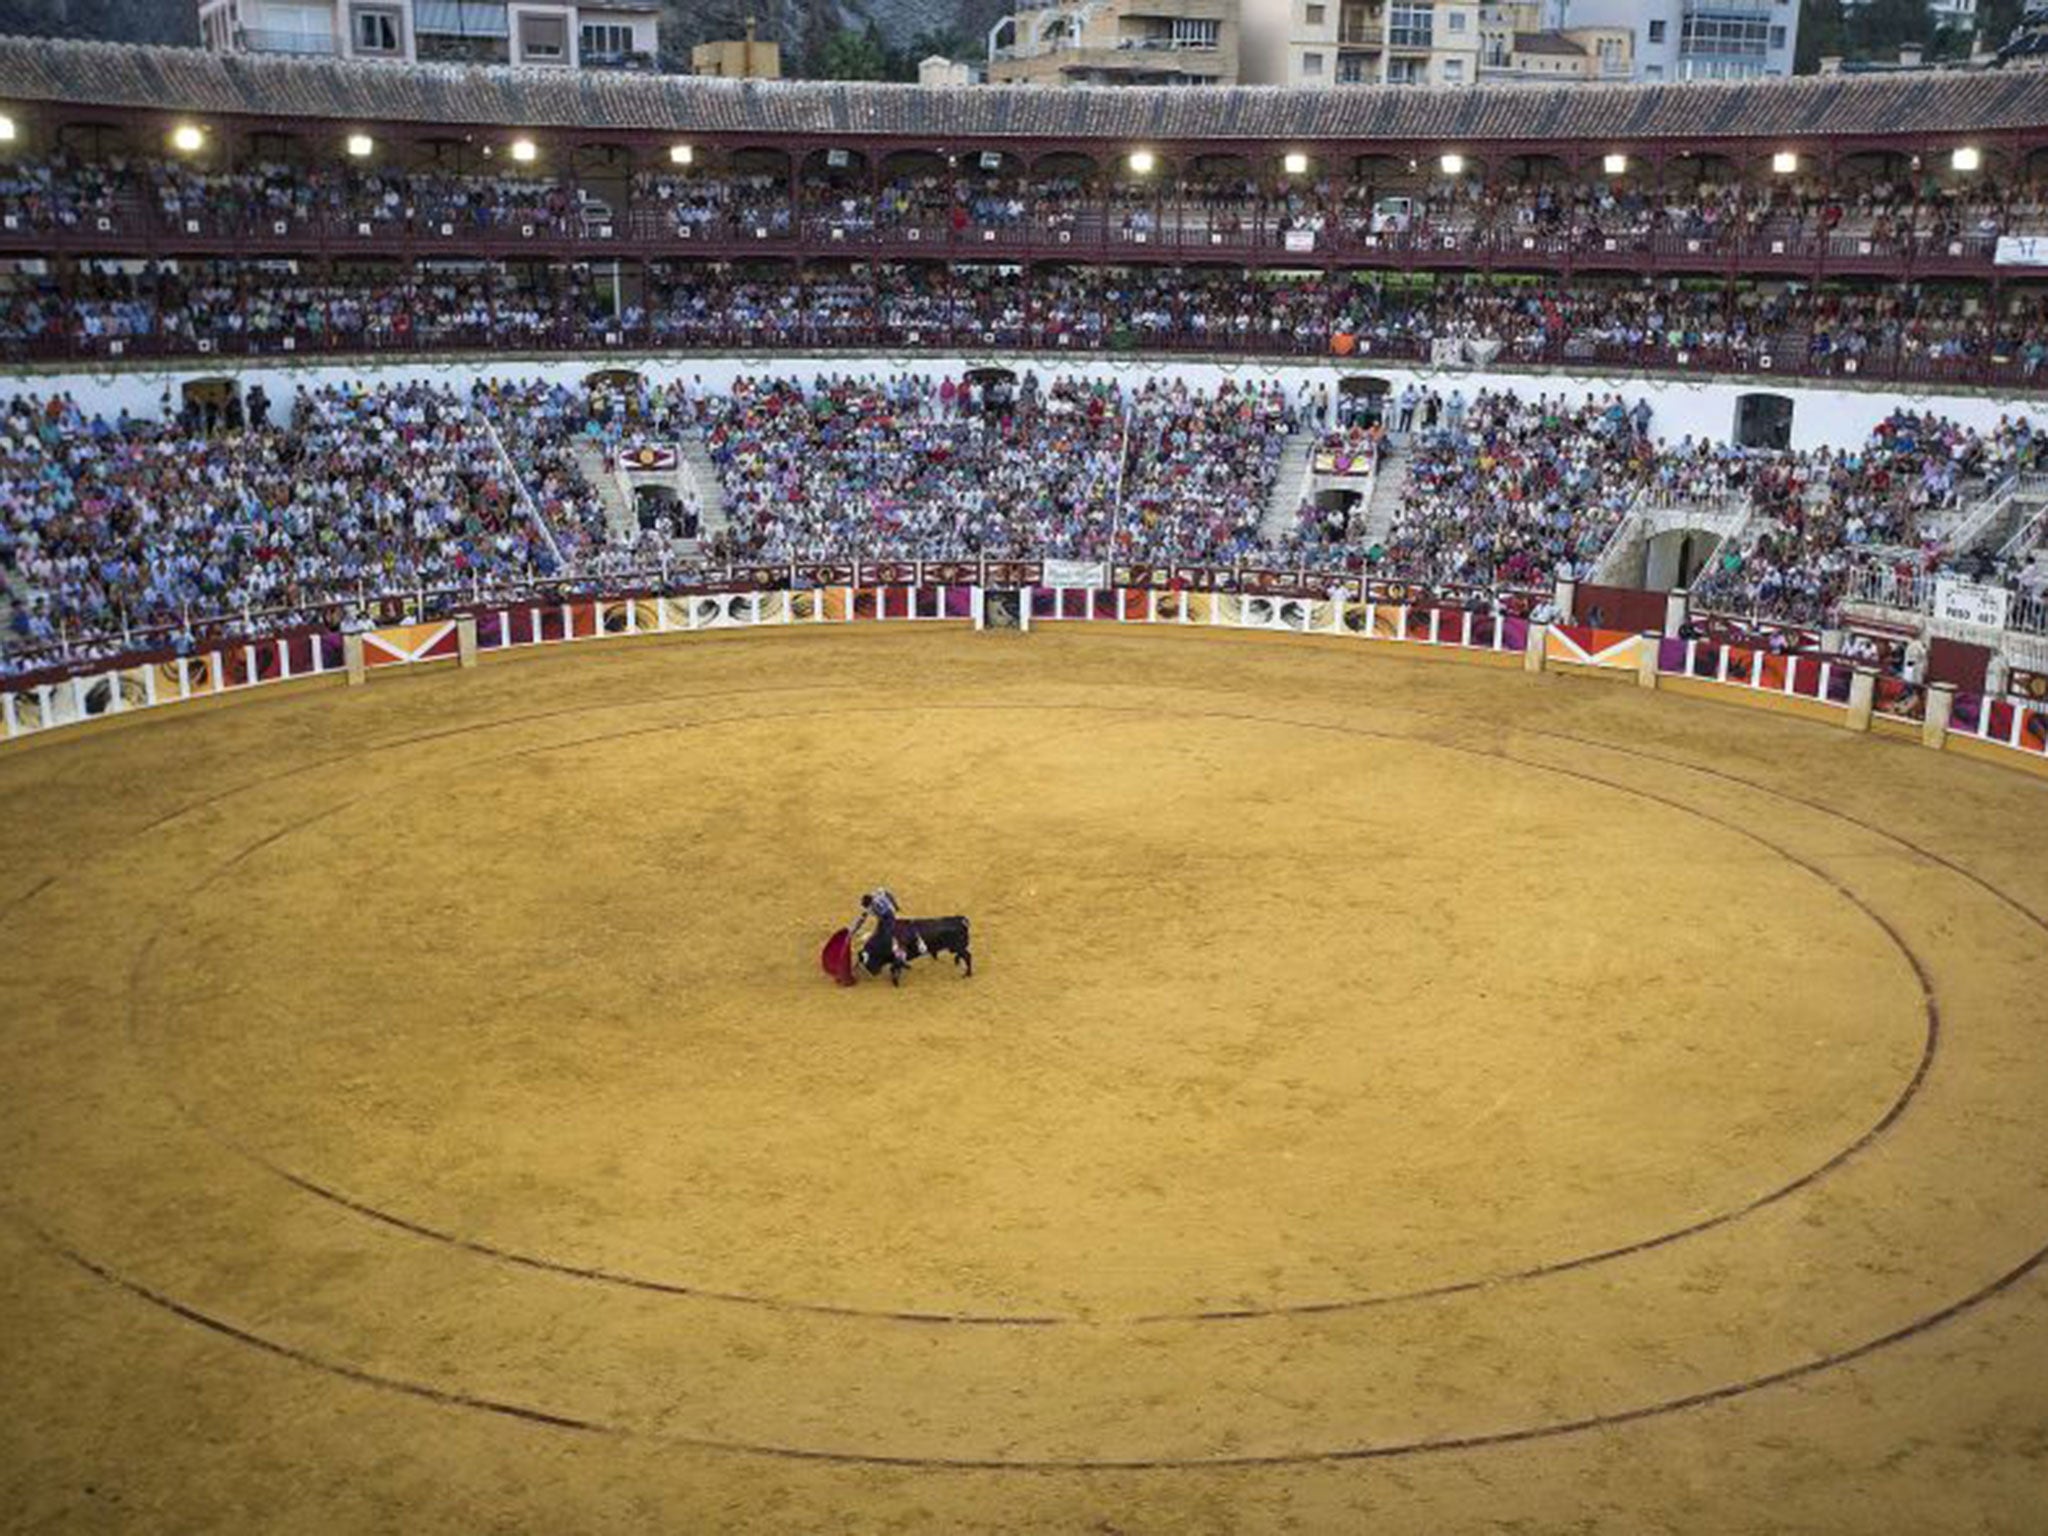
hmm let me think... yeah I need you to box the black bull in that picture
[861,916,973,985]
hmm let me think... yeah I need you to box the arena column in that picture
[1922,681,1956,750]
[1524,621,1547,674]
[1664,586,1689,637]
[1845,667,1876,732]
[1554,573,1577,624]
[458,616,479,669]
[344,632,367,688]
[1637,631,1661,690]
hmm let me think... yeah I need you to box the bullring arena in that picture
[10,28,2048,1536]
[5,599,2048,1533]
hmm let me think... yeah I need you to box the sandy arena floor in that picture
[2,623,2047,1534]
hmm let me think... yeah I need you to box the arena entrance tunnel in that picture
[1646,527,1715,591]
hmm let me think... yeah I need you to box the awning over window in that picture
[415,0,509,38]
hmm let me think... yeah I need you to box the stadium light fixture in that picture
[1128,149,1156,175]
[669,143,694,166]
[345,133,374,159]
[0,115,16,144]
[1602,153,1627,176]
[1771,151,1797,175]
[171,124,205,154]
[1951,146,1981,173]
[1283,151,1309,176]
[510,137,538,163]
[1439,153,1465,176]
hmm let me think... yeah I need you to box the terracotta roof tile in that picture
[0,36,2044,145]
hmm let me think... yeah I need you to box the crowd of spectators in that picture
[478,374,705,563]
[1277,389,2046,621]
[5,148,2047,258]
[0,382,565,661]
[2,151,595,238]
[698,372,1293,562]
[4,263,2042,384]
[1374,390,1661,589]
[1692,412,2044,621]
[3,367,2043,673]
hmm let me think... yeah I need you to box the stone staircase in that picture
[0,568,22,660]
[570,440,640,544]
[1356,441,1410,549]
[1944,473,2048,562]
[1257,430,1316,545]
[1989,476,2048,566]
[1590,512,1650,586]
[681,430,732,545]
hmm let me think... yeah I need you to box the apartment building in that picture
[1244,0,1480,87]
[989,0,1241,86]
[1478,3,1630,82]
[197,0,661,68]
[1557,0,1798,80]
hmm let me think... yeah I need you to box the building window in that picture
[1769,25,1785,46]
[1681,13,1769,59]
[1446,9,1465,30]
[1386,55,1427,82]
[352,5,401,52]
[1442,55,1465,80]
[1172,17,1221,46]
[1648,18,1665,41]
[581,21,633,59]
[518,11,567,60]
[1306,3,1326,23]
[255,1,336,52]
[1303,49,1326,72]
[1388,4,1434,49]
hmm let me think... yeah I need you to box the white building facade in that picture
[197,0,660,69]
[1558,0,1799,80]
[1245,0,1482,87]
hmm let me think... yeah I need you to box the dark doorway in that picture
[180,376,242,433]
[1735,392,1793,451]
[1337,374,1392,428]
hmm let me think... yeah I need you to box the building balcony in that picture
[997,37,1223,63]
[239,28,339,55]
[1339,20,1385,45]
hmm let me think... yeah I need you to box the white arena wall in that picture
[25,354,2046,452]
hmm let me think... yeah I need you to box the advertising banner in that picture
[1040,559,1106,590]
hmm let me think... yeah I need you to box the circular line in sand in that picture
[127,700,1939,1328]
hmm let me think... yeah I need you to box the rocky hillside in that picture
[658,0,1008,74]
[0,0,197,46]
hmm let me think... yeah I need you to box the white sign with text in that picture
[1934,576,2010,630]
